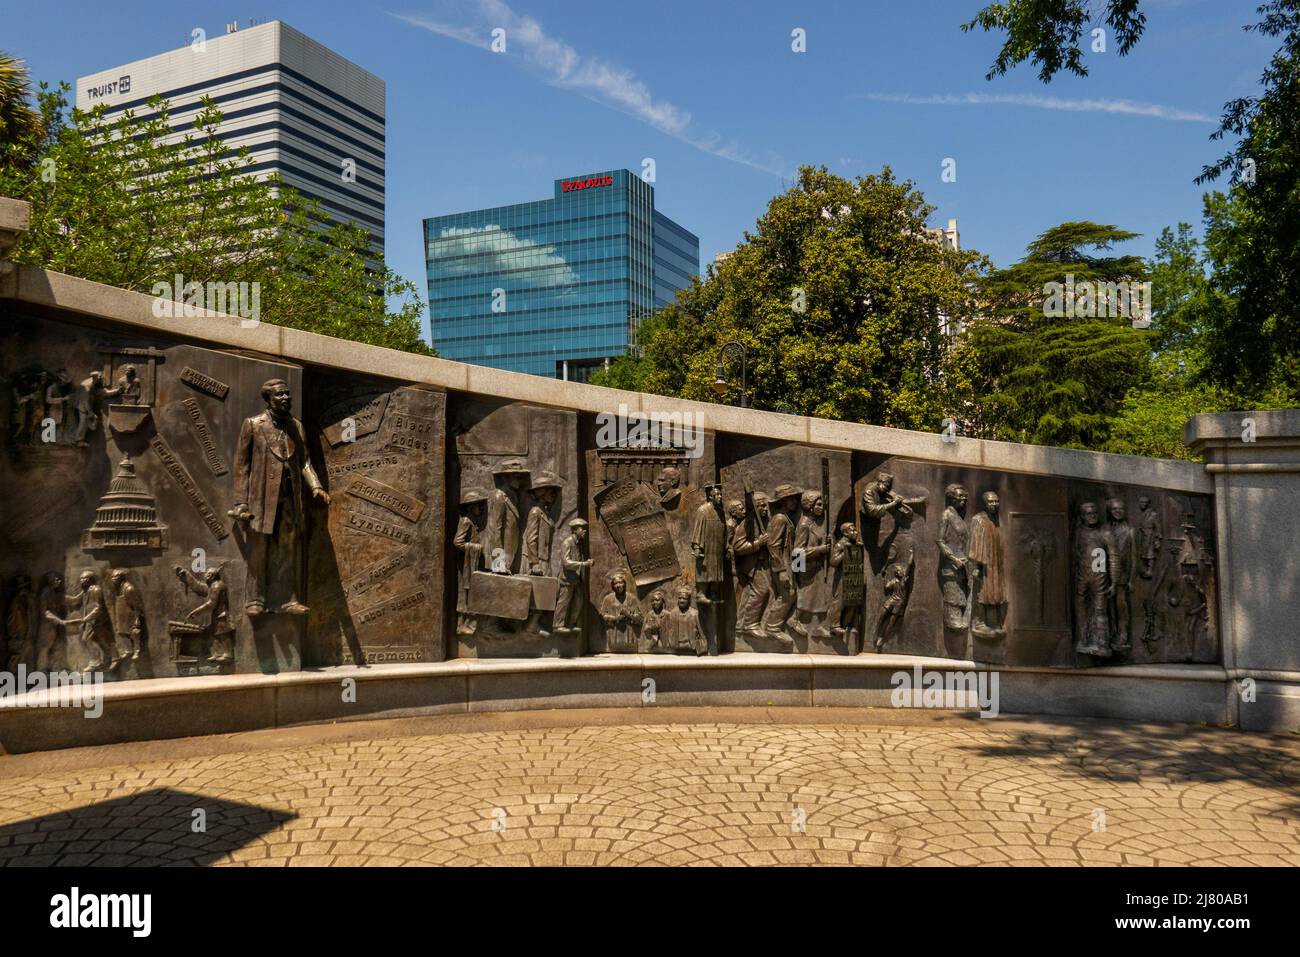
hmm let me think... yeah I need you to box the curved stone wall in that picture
[0,229,1296,741]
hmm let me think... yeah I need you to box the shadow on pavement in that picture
[0,787,296,866]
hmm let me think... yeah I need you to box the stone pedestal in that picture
[1186,410,1300,731]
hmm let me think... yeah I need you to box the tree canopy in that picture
[961,0,1146,82]
[945,222,1153,449]
[1191,1,1300,398]
[594,165,985,430]
[0,52,42,171]
[0,82,432,355]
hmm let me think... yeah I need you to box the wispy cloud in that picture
[392,0,786,175]
[858,92,1216,123]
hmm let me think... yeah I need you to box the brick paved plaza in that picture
[1,709,1298,866]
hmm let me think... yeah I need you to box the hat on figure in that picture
[772,483,802,503]
[529,471,564,491]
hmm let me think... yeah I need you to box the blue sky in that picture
[9,0,1277,338]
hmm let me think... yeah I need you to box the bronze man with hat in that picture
[484,459,530,575]
[552,518,593,635]
[524,472,563,575]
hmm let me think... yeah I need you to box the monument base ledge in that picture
[1,655,1290,754]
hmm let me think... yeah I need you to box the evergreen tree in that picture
[948,222,1152,449]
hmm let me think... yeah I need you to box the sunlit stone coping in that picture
[0,654,1232,709]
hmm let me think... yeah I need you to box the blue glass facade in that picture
[424,169,700,379]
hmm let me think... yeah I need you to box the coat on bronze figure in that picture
[727,498,770,640]
[660,585,707,656]
[968,491,1008,639]
[1106,498,1136,653]
[828,522,865,647]
[643,589,667,652]
[793,490,832,639]
[524,472,562,575]
[108,568,146,670]
[552,518,592,635]
[1073,502,1119,658]
[938,483,971,634]
[1137,495,1162,580]
[690,483,726,654]
[65,570,114,673]
[760,484,800,646]
[35,573,68,672]
[228,379,329,616]
[484,459,529,574]
[454,490,488,636]
[599,572,643,652]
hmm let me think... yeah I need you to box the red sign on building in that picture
[561,175,614,193]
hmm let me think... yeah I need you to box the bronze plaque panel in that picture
[0,311,301,677]
[721,439,854,656]
[452,398,579,657]
[1009,512,1070,630]
[848,456,1218,668]
[322,392,388,447]
[347,475,426,523]
[178,365,230,400]
[308,380,446,666]
[180,396,228,476]
[385,410,439,455]
[345,510,415,545]
[149,434,228,541]
[355,587,430,628]
[619,511,680,586]
[343,548,416,601]
[455,403,530,456]
[584,425,716,654]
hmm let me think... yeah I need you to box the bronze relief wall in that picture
[0,309,1220,678]
[2,312,301,677]
[450,397,580,658]
[851,454,1216,667]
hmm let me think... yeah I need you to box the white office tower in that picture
[76,20,385,261]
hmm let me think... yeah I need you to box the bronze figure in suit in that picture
[228,379,330,616]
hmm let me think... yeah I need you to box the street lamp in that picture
[712,340,748,408]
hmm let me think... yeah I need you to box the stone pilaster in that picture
[1186,410,1300,730]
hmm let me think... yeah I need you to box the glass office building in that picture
[424,169,700,379]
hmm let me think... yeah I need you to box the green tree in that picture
[0,83,431,355]
[593,165,984,429]
[0,52,42,170]
[1102,223,1233,459]
[962,0,1146,82]
[1193,0,1300,398]
[1105,204,1298,458]
[947,221,1152,449]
